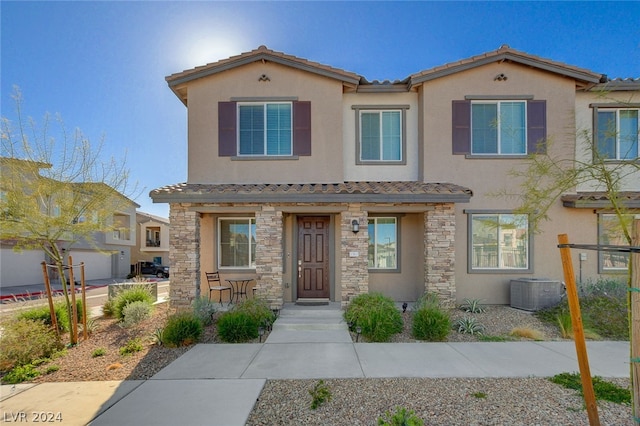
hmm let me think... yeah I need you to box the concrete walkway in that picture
[0,304,631,426]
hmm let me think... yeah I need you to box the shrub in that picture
[192,296,217,326]
[112,286,154,320]
[102,299,115,317]
[454,316,485,335]
[344,293,403,342]
[460,298,486,313]
[0,318,63,372]
[235,298,276,328]
[411,307,450,341]
[217,310,259,343]
[2,364,40,384]
[378,407,424,426]
[309,380,332,409]
[121,300,153,327]
[119,338,143,356]
[509,327,544,341]
[18,300,84,332]
[413,292,442,311]
[92,348,106,358]
[163,312,203,347]
[550,372,630,405]
[555,310,601,340]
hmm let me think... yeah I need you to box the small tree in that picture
[495,92,639,423]
[0,87,138,343]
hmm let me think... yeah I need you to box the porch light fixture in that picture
[351,220,360,233]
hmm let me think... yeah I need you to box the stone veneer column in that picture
[169,204,200,309]
[254,205,284,309]
[340,206,369,308]
[424,203,456,305]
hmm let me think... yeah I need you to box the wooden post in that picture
[68,255,78,345]
[631,220,640,425]
[40,261,59,336]
[558,234,600,426]
[80,262,88,341]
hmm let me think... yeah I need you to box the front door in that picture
[297,216,330,299]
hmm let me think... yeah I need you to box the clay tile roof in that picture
[561,192,640,208]
[150,181,472,204]
[592,77,640,91]
[410,44,604,87]
[166,45,361,87]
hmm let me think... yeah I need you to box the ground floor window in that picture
[219,218,256,268]
[599,213,631,272]
[368,217,398,270]
[469,212,529,271]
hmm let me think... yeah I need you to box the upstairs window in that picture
[472,101,526,154]
[452,99,546,156]
[596,109,639,160]
[219,100,311,157]
[360,110,402,161]
[238,103,292,156]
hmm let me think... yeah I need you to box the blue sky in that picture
[2,1,639,217]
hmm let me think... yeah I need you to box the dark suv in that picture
[138,261,170,278]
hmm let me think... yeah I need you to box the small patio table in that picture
[226,278,254,304]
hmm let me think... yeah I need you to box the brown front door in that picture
[297,216,330,299]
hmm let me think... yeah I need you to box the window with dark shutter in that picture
[527,100,547,154]
[293,101,311,156]
[218,101,237,157]
[452,100,471,154]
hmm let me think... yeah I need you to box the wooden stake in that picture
[80,262,88,341]
[631,220,640,425]
[68,255,78,345]
[558,234,600,426]
[41,261,59,336]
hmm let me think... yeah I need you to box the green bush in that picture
[18,300,84,332]
[344,293,403,342]
[413,292,442,311]
[217,310,259,343]
[550,372,630,404]
[378,407,424,426]
[0,319,63,372]
[192,296,217,326]
[121,300,153,327]
[163,312,203,347]
[112,287,154,320]
[309,380,332,409]
[412,307,451,341]
[119,338,143,356]
[2,364,40,384]
[235,298,276,328]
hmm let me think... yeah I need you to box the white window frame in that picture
[471,100,527,155]
[237,102,292,157]
[596,108,639,161]
[368,216,399,271]
[467,212,531,273]
[358,110,403,162]
[218,217,256,269]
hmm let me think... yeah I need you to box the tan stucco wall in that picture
[185,61,345,184]
[419,62,592,304]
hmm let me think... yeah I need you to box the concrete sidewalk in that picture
[0,305,631,426]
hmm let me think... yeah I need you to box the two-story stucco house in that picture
[151,45,639,309]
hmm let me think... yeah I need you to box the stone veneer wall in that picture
[424,203,456,305]
[169,204,200,309]
[340,205,369,307]
[254,206,284,309]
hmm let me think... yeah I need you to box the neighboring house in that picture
[0,157,138,288]
[151,45,639,309]
[131,211,170,266]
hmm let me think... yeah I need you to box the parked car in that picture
[137,261,170,278]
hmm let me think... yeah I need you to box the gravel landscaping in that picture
[4,300,633,425]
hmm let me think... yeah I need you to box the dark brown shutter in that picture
[452,100,471,154]
[218,101,237,157]
[527,100,546,154]
[293,101,311,156]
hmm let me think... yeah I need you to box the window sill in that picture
[357,160,406,166]
[468,269,532,274]
[368,268,400,273]
[231,155,299,161]
[464,154,529,159]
